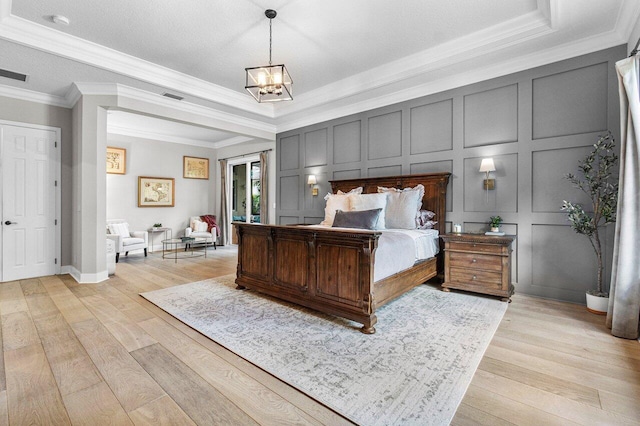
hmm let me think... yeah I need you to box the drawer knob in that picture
[472,258,477,263]
[473,243,477,247]
[472,275,477,280]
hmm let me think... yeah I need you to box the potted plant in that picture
[489,216,502,232]
[152,223,162,230]
[561,132,618,314]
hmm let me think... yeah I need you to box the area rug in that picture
[141,275,507,425]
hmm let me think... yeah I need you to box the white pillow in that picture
[320,187,363,226]
[108,222,130,237]
[378,184,425,229]
[195,221,209,232]
[349,193,387,229]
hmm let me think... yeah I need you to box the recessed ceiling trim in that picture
[276,29,626,133]
[107,124,218,148]
[276,9,555,117]
[0,83,68,107]
[0,11,275,118]
[72,83,276,139]
[614,0,640,41]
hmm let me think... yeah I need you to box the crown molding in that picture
[614,0,640,43]
[0,83,68,107]
[275,8,555,118]
[107,124,216,148]
[107,124,256,149]
[72,83,276,137]
[0,7,274,118]
[275,29,626,133]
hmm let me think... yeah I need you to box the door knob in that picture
[4,221,16,225]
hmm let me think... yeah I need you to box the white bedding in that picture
[306,225,439,282]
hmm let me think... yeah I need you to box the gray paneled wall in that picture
[276,45,624,303]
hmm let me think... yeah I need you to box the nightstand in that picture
[440,233,515,302]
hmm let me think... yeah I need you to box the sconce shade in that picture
[307,175,317,185]
[479,158,496,173]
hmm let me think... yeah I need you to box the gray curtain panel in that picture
[219,159,229,246]
[260,151,269,224]
[607,55,640,340]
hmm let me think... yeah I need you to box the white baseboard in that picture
[62,265,109,284]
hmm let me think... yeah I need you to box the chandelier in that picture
[245,9,293,103]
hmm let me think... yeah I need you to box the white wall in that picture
[106,133,217,250]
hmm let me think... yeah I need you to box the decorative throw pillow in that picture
[195,221,209,232]
[332,208,382,230]
[108,223,130,237]
[348,193,387,229]
[417,220,438,230]
[416,210,436,229]
[378,190,422,229]
[320,187,363,226]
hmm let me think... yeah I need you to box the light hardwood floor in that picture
[0,247,638,425]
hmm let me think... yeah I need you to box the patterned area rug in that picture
[141,275,507,425]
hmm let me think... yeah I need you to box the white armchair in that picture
[106,219,148,262]
[185,216,217,249]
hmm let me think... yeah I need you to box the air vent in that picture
[162,92,184,101]
[0,68,28,82]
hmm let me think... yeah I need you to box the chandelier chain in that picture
[269,18,273,65]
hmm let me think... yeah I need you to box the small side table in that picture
[148,227,172,253]
[440,233,516,302]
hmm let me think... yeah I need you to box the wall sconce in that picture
[479,158,496,190]
[479,158,496,203]
[307,175,318,196]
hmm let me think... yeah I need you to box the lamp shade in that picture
[479,158,496,173]
[307,175,317,185]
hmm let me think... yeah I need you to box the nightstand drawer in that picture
[449,252,502,271]
[448,241,503,254]
[450,267,502,288]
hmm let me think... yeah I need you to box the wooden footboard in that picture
[235,223,382,333]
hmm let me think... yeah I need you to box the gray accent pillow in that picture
[332,208,382,230]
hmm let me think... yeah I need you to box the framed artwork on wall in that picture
[138,176,175,207]
[183,156,209,179]
[106,146,126,174]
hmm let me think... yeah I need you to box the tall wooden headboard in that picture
[329,172,451,236]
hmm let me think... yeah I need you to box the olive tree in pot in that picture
[561,132,618,314]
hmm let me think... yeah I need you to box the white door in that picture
[1,124,58,281]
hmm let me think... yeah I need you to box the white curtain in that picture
[219,159,229,246]
[259,151,269,224]
[607,55,640,340]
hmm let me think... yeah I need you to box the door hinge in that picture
[54,258,57,265]
[55,141,57,148]
[55,219,57,225]
[54,180,58,187]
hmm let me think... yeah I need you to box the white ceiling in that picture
[1,0,639,146]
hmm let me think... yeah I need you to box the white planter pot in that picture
[490,227,500,233]
[585,292,609,315]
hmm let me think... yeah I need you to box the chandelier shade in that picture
[245,64,292,102]
[245,9,293,103]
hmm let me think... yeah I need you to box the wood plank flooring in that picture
[0,246,638,425]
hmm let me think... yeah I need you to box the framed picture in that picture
[183,156,209,179]
[138,176,175,207]
[106,146,126,174]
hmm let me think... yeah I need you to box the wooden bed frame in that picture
[234,172,450,334]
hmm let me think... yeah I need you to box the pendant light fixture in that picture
[245,9,293,103]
